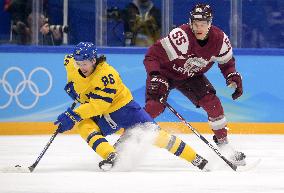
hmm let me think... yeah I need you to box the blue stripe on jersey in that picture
[102,88,117,94]
[92,138,108,151]
[174,141,186,156]
[86,131,101,143]
[95,87,117,94]
[87,93,113,103]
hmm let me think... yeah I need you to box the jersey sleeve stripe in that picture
[215,49,233,64]
[87,93,113,103]
[160,36,178,61]
[102,88,117,94]
[95,87,117,94]
[216,33,233,64]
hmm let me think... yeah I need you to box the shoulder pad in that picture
[168,27,189,54]
[64,54,74,66]
[160,27,189,61]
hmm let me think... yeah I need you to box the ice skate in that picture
[213,135,246,166]
[99,152,118,171]
[191,154,210,171]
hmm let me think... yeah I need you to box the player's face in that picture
[76,59,96,77]
[191,20,211,40]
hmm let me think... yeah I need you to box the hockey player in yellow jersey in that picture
[54,42,209,171]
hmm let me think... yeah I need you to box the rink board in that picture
[0,122,283,135]
[0,47,284,135]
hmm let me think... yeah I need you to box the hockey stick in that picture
[1,101,78,173]
[28,101,78,172]
[160,99,237,171]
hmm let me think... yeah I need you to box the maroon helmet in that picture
[190,3,213,23]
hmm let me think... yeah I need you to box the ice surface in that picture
[0,134,283,193]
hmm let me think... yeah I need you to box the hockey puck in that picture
[15,165,22,168]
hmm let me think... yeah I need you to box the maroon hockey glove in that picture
[147,74,169,101]
[226,72,243,100]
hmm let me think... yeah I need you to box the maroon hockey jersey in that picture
[144,24,237,80]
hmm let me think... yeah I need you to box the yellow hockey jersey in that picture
[63,55,133,119]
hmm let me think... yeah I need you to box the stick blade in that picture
[0,165,31,173]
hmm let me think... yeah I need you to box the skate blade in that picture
[100,163,113,172]
[202,165,211,172]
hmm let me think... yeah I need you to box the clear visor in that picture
[73,59,95,69]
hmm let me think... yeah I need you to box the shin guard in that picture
[78,119,115,159]
[199,94,228,139]
[154,129,196,162]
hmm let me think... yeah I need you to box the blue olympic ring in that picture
[0,67,52,109]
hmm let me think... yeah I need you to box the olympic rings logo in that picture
[0,67,52,109]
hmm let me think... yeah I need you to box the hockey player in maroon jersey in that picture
[143,3,246,166]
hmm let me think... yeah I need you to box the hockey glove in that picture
[147,74,169,101]
[226,72,243,100]
[54,108,82,133]
[64,82,79,101]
